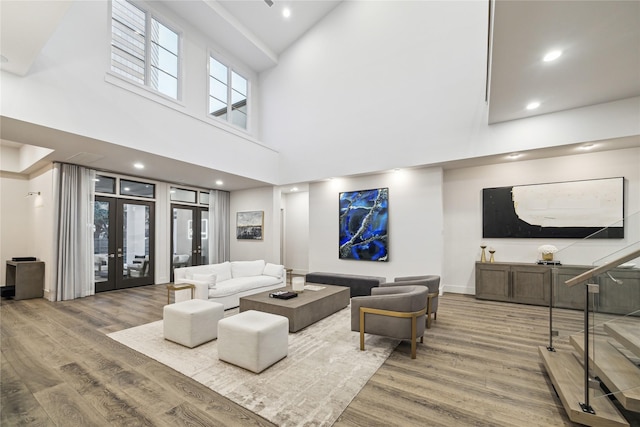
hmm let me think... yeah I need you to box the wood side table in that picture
[166,283,195,304]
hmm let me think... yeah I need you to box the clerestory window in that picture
[209,56,248,130]
[111,0,180,99]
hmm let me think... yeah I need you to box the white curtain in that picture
[53,163,96,301]
[209,190,230,264]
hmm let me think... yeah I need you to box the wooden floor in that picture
[1,285,584,426]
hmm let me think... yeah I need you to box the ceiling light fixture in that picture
[290,187,298,192]
[133,162,144,169]
[508,153,522,159]
[215,180,224,186]
[526,101,541,110]
[282,7,291,18]
[579,143,595,150]
[543,50,563,62]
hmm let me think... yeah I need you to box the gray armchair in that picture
[380,275,440,328]
[351,285,428,359]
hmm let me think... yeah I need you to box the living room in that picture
[1,1,639,425]
[1,1,638,295]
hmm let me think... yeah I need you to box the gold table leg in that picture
[166,284,195,304]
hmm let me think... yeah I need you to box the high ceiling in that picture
[1,0,639,190]
[489,0,640,123]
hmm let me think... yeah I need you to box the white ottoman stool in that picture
[163,299,224,348]
[218,310,289,373]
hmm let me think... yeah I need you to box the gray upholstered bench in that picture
[304,272,386,297]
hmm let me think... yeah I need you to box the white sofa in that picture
[173,260,285,309]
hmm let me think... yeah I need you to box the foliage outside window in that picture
[111,0,180,99]
[209,56,248,129]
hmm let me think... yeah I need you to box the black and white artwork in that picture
[236,211,264,240]
[483,177,624,238]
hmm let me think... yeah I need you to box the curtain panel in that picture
[209,190,230,264]
[53,163,96,301]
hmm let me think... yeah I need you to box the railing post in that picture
[579,282,595,415]
[547,267,556,351]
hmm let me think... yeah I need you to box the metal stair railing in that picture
[562,248,640,415]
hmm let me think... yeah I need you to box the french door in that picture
[94,196,155,292]
[171,205,209,281]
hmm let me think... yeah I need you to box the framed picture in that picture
[482,177,624,238]
[236,211,264,240]
[339,188,388,261]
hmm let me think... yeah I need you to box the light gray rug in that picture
[108,306,399,426]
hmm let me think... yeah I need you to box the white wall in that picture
[230,186,282,264]
[28,166,55,299]
[0,166,57,299]
[308,168,444,282]
[443,147,640,294]
[0,173,30,284]
[1,0,280,184]
[283,191,309,274]
[260,1,640,185]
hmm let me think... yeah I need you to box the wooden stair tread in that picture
[605,322,640,359]
[571,334,640,412]
[538,346,629,427]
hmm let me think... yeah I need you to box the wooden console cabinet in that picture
[476,262,639,315]
[475,262,550,306]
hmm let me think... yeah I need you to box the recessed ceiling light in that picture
[133,162,144,169]
[290,187,298,192]
[215,180,223,186]
[508,153,522,159]
[526,101,541,110]
[543,50,563,62]
[282,7,291,18]
[579,143,595,150]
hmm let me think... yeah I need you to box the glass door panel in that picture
[94,197,115,292]
[95,197,154,292]
[121,202,153,287]
[172,206,194,274]
[201,210,209,265]
[171,205,207,281]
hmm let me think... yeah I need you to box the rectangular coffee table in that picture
[239,284,350,332]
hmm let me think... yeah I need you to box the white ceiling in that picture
[1,0,639,190]
[489,0,640,124]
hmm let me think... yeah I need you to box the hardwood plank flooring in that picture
[1,286,585,426]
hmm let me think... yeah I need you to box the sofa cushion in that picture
[263,263,284,279]
[208,276,281,298]
[211,262,232,282]
[231,260,266,278]
[192,273,217,289]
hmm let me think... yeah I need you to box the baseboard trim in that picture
[443,284,473,295]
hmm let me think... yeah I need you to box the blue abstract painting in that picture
[339,188,388,261]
